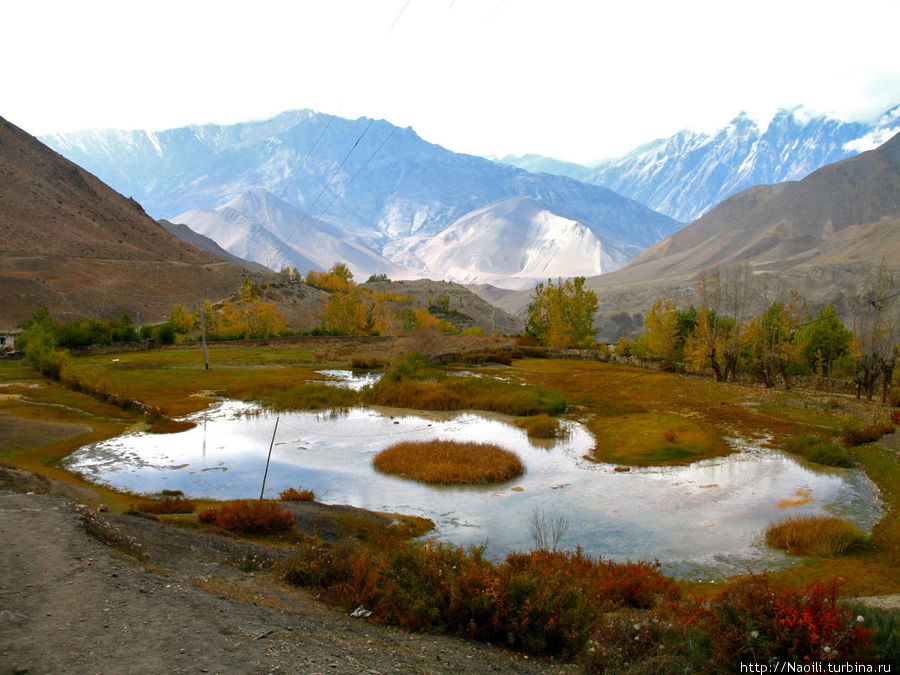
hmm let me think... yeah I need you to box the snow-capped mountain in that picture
[40,111,679,287]
[500,105,900,222]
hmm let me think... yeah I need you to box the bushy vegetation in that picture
[363,352,566,416]
[19,305,140,351]
[135,496,197,514]
[586,577,873,671]
[236,381,359,412]
[198,500,295,533]
[514,414,563,438]
[373,440,524,484]
[783,433,854,467]
[841,424,896,447]
[282,540,676,657]
[279,487,316,501]
[766,516,869,556]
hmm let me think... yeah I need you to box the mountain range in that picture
[500,105,900,222]
[0,116,248,327]
[40,111,680,288]
[484,130,900,340]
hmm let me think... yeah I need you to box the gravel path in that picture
[0,485,575,675]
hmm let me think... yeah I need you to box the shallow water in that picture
[65,375,884,579]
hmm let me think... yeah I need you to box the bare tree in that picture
[851,264,899,402]
[530,508,569,552]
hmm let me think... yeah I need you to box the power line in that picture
[313,126,398,225]
[285,119,375,246]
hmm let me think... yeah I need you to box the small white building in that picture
[0,329,23,353]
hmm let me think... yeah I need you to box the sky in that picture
[3,0,899,164]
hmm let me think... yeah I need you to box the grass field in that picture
[1,339,898,596]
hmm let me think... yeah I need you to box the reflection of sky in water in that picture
[66,387,884,579]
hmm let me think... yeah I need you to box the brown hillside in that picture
[0,117,248,327]
[606,132,900,283]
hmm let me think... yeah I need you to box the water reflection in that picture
[65,398,883,579]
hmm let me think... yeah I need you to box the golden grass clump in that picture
[135,496,197,514]
[765,515,869,557]
[514,414,563,438]
[279,486,316,501]
[374,440,525,484]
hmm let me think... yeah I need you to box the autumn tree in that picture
[743,291,806,388]
[526,277,598,349]
[632,297,681,363]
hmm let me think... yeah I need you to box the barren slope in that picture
[0,116,248,327]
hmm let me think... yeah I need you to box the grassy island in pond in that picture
[374,439,525,484]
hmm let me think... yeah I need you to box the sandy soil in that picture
[0,469,575,675]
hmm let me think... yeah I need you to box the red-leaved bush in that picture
[198,500,294,533]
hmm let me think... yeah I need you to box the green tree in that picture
[796,305,852,375]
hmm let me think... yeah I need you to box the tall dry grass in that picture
[373,439,524,484]
[766,516,869,556]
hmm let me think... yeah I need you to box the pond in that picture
[65,374,884,580]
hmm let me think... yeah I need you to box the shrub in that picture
[350,357,384,370]
[783,433,854,467]
[841,424,896,447]
[515,414,563,438]
[374,440,524,484]
[198,500,295,533]
[279,487,315,501]
[152,321,176,345]
[842,602,900,668]
[282,540,678,658]
[891,409,900,425]
[765,516,869,556]
[662,429,679,442]
[586,577,873,671]
[699,577,871,666]
[136,496,196,514]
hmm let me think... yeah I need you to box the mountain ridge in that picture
[500,105,900,222]
[41,110,681,287]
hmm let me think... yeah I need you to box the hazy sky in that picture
[4,0,899,163]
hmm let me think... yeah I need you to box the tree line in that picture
[619,266,898,402]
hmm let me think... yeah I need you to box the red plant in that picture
[891,409,900,425]
[198,500,295,533]
[699,576,871,665]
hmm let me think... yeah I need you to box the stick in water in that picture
[259,416,280,500]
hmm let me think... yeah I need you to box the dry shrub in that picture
[350,357,384,370]
[841,424,896,447]
[198,500,295,533]
[891,409,900,425]
[515,414,563,438]
[283,540,677,658]
[662,429,679,442]
[374,440,524,484]
[136,496,196,514]
[765,515,869,556]
[279,487,315,502]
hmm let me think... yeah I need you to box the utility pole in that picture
[199,304,210,371]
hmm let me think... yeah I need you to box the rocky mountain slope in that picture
[40,110,680,287]
[0,116,248,327]
[484,131,900,340]
[501,105,900,222]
